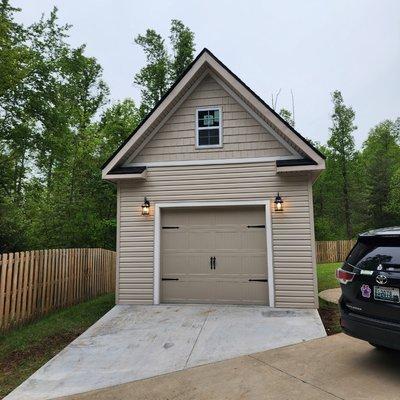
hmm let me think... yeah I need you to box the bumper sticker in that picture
[361,284,371,298]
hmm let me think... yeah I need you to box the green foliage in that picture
[0,4,138,252]
[279,108,295,126]
[134,29,170,117]
[170,19,195,80]
[361,119,400,227]
[0,293,115,398]
[314,96,400,240]
[388,165,400,217]
[326,91,357,238]
[134,19,195,116]
[1,1,400,249]
[317,262,341,292]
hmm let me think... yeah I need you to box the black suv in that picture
[337,227,400,350]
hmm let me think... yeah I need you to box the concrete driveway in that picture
[62,333,400,400]
[6,304,325,400]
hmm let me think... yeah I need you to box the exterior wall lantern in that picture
[141,197,150,216]
[274,193,284,212]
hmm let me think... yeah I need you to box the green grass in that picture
[0,293,115,399]
[316,262,342,335]
[317,262,341,292]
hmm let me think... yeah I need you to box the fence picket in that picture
[0,248,116,332]
[316,239,356,263]
[0,254,8,328]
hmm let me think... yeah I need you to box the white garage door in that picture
[161,206,269,305]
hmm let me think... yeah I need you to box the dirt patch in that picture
[0,331,79,376]
[318,303,341,336]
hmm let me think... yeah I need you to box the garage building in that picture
[102,48,325,308]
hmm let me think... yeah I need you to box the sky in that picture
[14,0,400,147]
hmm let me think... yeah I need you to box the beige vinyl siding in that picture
[133,76,292,163]
[118,161,317,308]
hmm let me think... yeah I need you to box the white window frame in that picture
[195,106,222,149]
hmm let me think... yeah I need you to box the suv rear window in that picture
[347,237,400,271]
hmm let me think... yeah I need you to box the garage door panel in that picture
[162,280,215,303]
[161,206,268,305]
[213,282,268,304]
[242,231,266,250]
[188,231,214,250]
[214,231,241,250]
[242,254,268,275]
[162,254,212,276]
[161,231,188,251]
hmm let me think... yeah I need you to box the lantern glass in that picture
[142,198,150,216]
[274,193,283,212]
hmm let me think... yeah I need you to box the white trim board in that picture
[125,70,210,166]
[127,155,298,168]
[195,106,223,149]
[210,72,300,157]
[153,200,275,307]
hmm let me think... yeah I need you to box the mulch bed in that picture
[318,302,342,336]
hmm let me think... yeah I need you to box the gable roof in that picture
[102,48,325,177]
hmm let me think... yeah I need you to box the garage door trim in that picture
[153,200,274,306]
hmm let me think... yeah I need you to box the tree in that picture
[363,119,400,227]
[169,19,195,80]
[279,108,295,127]
[388,165,400,221]
[327,91,357,238]
[134,20,195,117]
[134,29,170,117]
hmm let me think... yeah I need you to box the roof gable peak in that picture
[102,48,325,177]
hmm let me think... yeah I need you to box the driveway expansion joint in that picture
[184,307,210,368]
[247,354,346,400]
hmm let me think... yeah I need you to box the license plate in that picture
[374,286,400,303]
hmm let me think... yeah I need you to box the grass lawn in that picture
[0,293,115,399]
[317,262,342,335]
[317,262,341,292]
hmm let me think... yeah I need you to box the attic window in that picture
[196,107,222,148]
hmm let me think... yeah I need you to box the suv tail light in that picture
[336,268,355,284]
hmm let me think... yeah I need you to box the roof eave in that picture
[101,48,326,174]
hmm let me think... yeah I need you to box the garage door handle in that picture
[247,225,265,228]
[162,278,179,281]
[210,257,216,270]
[249,279,268,282]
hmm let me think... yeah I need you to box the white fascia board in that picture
[204,53,325,165]
[102,170,147,181]
[210,72,300,158]
[125,70,209,165]
[126,155,299,168]
[102,53,209,176]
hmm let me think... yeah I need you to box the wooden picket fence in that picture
[0,248,116,331]
[316,239,356,263]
